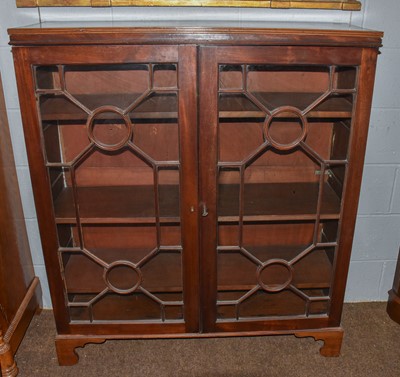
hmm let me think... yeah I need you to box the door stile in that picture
[178,45,201,333]
[328,47,379,325]
[199,47,219,332]
[12,47,71,333]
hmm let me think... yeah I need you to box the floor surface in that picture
[15,302,400,376]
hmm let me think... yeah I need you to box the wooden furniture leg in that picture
[387,249,400,324]
[0,278,40,376]
[55,336,106,366]
[0,331,18,377]
[387,289,400,324]
[295,328,344,357]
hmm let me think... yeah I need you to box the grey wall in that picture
[0,0,398,308]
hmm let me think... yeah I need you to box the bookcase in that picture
[9,21,382,365]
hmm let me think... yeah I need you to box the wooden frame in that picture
[9,22,381,366]
[16,0,361,11]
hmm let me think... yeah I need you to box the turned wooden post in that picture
[0,331,18,377]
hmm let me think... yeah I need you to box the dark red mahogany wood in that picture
[9,21,382,366]
[387,249,400,324]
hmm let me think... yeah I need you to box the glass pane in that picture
[219,64,243,90]
[163,298,184,321]
[69,305,91,322]
[312,94,353,118]
[159,168,180,218]
[35,66,60,90]
[63,224,183,322]
[36,61,182,324]
[218,250,258,293]
[308,296,330,316]
[56,224,79,248]
[216,62,355,321]
[160,224,182,247]
[334,66,357,90]
[239,290,306,318]
[320,221,339,244]
[247,65,330,112]
[153,64,178,89]
[268,118,303,147]
[49,167,76,223]
[219,93,265,121]
[303,120,340,161]
[62,251,105,295]
[218,121,264,163]
[131,92,178,121]
[89,112,131,151]
[217,304,238,320]
[82,225,157,264]
[243,151,322,219]
[43,121,91,165]
[330,120,351,161]
[133,121,179,162]
[218,168,240,221]
[218,223,239,247]
[242,222,314,255]
[327,165,346,203]
[74,150,156,222]
[292,248,334,291]
[64,64,149,110]
[39,94,88,122]
[141,250,183,301]
[92,293,161,321]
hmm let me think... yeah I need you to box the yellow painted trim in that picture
[16,0,362,10]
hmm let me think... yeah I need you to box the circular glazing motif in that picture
[87,106,132,151]
[257,259,294,292]
[104,261,142,295]
[264,107,307,151]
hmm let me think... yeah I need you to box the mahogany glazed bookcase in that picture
[9,22,382,365]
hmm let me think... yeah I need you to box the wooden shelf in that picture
[69,292,183,322]
[218,182,341,222]
[219,92,353,119]
[39,92,352,122]
[64,248,182,294]
[54,185,180,224]
[218,246,332,291]
[217,289,328,319]
[53,182,340,224]
[40,93,178,121]
[64,244,331,295]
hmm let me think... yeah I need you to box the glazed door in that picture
[17,45,199,334]
[199,46,366,332]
